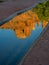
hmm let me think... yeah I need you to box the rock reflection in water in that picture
[0,10,48,39]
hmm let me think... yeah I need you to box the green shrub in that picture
[32,0,49,22]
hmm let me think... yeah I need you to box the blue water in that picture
[0,22,43,65]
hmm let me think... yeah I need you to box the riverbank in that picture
[20,23,49,65]
[0,0,46,21]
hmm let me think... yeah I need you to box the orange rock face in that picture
[0,10,48,39]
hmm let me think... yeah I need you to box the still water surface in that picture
[0,22,43,65]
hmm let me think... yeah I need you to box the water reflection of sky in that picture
[0,22,43,65]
